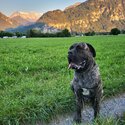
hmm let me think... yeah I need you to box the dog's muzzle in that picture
[68,60,86,70]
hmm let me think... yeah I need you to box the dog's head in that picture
[68,42,96,72]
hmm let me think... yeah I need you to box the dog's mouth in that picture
[68,60,86,70]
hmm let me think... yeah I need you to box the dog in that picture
[68,42,103,123]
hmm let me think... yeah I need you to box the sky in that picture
[0,0,87,16]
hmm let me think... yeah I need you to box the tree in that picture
[121,30,125,34]
[0,31,13,37]
[6,32,13,37]
[27,29,35,37]
[110,28,120,35]
[85,31,95,36]
[56,32,64,37]
[15,32,23,37]
[0,31,4,37]
[62,29,71,37]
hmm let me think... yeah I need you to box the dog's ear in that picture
[86,43,96,57]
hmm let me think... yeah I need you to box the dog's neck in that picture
[75,58,96,73]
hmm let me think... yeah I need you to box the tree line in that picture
[0,31,25,37]
[83,28,125,36]
[0,28,125,38]
[0,29,71,38]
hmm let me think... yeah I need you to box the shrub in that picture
[62,29,71,37]
[85,31,95,36]
[121,30,125,34]
[110,28,120,35]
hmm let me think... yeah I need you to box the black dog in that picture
[68,42,103,123]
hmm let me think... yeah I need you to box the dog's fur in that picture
[68,42,103,123]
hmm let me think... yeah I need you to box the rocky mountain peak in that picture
[64,2,82,10]
[38,0,125,32]
[10,11,42,22]
[0,12,20,31]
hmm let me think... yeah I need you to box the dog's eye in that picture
[69,45,74,50]
[76,45,81,50]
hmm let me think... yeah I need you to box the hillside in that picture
[6,23,59,33]
[38,0,125,32]
[0,11,42,31]
[0,12,20,31]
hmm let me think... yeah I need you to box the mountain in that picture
[0,12,20,31]
[10,16,30,26]
[10,11,42,25]
[0,11,42,31]
[65,2,81,10]
[38,0,125,33]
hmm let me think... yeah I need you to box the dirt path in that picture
[47,94,125,125]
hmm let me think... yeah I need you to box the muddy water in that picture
[48,94,125,125]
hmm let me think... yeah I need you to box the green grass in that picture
[73,117,120,125]
[0,36,125,124]
[92,117,120,125]
[74,116,125,125]
[93,115,125,125]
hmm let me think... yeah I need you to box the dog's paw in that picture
[73,113,81,123]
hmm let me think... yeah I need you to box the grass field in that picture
[0,35,125,124]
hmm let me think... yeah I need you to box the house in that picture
[3,36,9,38]
[12,36,17,38]
[21,36,26,38]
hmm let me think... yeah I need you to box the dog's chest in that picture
[72,65,100,94]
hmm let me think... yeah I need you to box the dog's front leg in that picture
[91,97,100,119]
[74,90,83,123]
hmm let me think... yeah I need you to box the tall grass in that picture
[0,36,125,124]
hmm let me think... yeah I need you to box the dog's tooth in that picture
[78,66,81,69]
[68,64,72,69]
[76,65,79,69]
[80,62,82,65]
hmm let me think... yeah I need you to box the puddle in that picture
[47,94,125,125]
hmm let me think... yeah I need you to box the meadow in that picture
[0,35,125,124]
